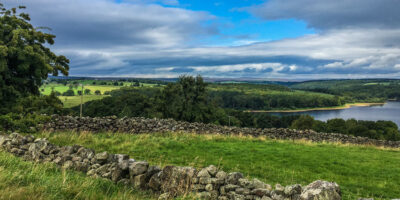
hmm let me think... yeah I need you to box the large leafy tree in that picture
[160,75,221,123]
[0,4,69,113]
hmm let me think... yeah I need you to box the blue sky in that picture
[130,0,316,46]
[4,0,400,79]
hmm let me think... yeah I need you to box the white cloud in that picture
[3,0,400,79]
[190,63,283,73]
[4,0,215,49]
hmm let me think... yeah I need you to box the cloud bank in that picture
[3,0,400,79]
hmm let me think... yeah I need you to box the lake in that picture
[273,101,400,127]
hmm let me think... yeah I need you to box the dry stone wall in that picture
[41,115,400,148]
[0,133,342,200]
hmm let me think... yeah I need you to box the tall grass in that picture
[0,151,156,200]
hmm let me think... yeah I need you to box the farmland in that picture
[39,80,159,108]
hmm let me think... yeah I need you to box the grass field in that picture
[0,151,156,200]
[39,83,122,108]
[59,95,107,108]
[40,82,159,108]
[30,132,400,200]
[40,84,121,96]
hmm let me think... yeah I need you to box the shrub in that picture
[63,89,75,96]
[290,115,315,130]
[84,89,91,95]
[0,113,51,133]
[54,91,61,96]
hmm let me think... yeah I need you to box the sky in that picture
[4,0,400,79]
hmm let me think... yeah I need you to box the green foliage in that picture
[290,115,315,130]
[84,88,91,95]
[62,89,74,96]
[79,75,231,125]
[11,92,64,115]
[80,87,162,118]
[228,111,300,128]
[209,84,342,110]
[291,116,400,141]
[53,91,61,96]
[159,75,219,123]
[94,90,101,95]
[0,113,50,133]
[0,92,63,132]
[0,5,69,113]
[291,79,400,103]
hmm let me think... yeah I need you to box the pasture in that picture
[34,131,400,200]
[39,81,158,108]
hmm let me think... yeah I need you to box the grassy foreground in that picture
[0,151,156,200]
[30,132,400,200]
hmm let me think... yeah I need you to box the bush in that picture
[11,93,64,115]
[95,90,101,95]
[84,89,91,95]
[291,115,315,130]
[54,91,61,96]
[63,89,75,96]
[0,113,51,133]
[290,115,400,141]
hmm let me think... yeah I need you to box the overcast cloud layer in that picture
[4,0,400,79]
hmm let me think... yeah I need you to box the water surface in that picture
[274,101,400,127]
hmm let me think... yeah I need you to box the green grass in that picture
[40,84,121,95]
[59,95,107,108]
[40,82,160,108]
[0,151,156,200]
[33,132,400,200]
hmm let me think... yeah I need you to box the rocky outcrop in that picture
[41,115,400,148]
[0,132,343,200]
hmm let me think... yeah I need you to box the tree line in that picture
[210,90,341,110]
[291,79,400,102]
[291,115,400,141]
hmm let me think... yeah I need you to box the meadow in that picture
[31,131,400,200]
[39,81,158,108]
[59,95,106,108]
[40,84,121,96]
